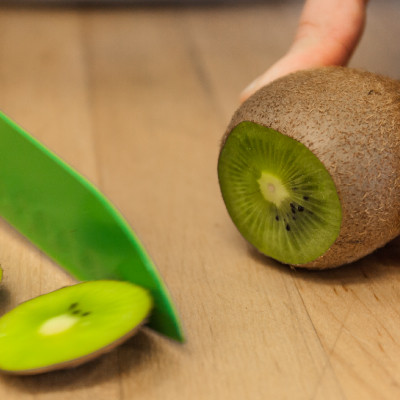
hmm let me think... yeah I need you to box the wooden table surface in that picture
[1,1,400,399]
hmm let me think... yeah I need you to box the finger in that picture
[240,0,368,102]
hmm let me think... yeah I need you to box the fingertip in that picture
[240,70,281,103]
[240,80,259,103]
[239,58,293,102]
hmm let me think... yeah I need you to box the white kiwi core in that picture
[39,314,79,336]
[257,171,289,206]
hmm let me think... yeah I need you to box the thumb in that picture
[240,0,367,103]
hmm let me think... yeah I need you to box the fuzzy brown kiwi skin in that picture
[220,66,400,269]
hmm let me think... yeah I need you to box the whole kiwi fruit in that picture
[218,66,400,269]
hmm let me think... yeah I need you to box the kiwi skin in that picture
[220,66,400,269]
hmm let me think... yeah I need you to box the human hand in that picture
[240,0,368,102]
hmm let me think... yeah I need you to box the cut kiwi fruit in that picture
[219,67,400,269]
[218,121,342,265]
[0,280,153,374]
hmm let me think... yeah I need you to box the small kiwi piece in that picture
[218,67,400,269]
[0,280,153,374]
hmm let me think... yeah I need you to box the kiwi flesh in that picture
[219,121,342,266]
[0,280,153,374]
[218,67,400,269]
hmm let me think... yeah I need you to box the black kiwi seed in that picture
[69,303,78,310]
[298,205,304,212]
[286,224,291,231]
[275,215,279,221]
[303,196,309,201]
[82,312,91,317]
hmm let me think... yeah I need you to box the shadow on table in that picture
[248,235,400,285]
[0,329,166,393]
[0,286,11,315]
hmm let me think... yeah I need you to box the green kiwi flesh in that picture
[0,280,153,374]
[219,67,400,269]
[218,121,342,265]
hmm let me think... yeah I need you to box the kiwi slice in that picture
[219,67,400,269]
[0,280,152,374]
[218,121,342,265]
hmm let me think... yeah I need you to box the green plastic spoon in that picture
[0,111,183,342]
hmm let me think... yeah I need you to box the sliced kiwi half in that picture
[0,280,153,375]
[218,121,342,265]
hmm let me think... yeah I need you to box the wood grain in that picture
[0,2,400,399]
